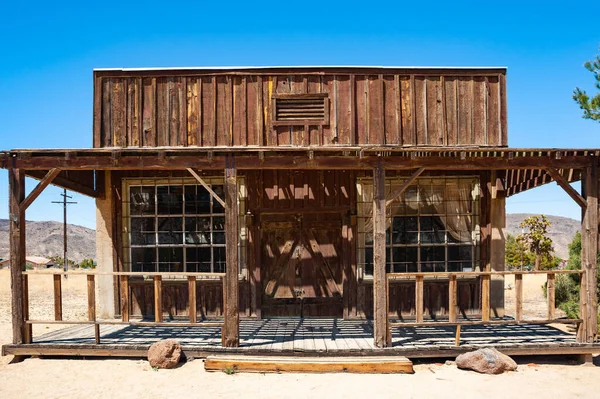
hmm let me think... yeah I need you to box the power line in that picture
[52,189,77,273]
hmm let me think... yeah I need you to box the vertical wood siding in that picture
[94,70,507,148]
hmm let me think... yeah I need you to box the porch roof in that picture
[1,146,598,198]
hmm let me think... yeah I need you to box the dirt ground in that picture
[0,269,599,399]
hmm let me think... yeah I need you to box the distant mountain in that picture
[0,219,95,263]
[506,213,579,260]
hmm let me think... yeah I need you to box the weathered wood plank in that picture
[481,274,490,322]
[473,77,487,145]
[373,160,388,347]
[23,274,31,344]
[204,355,414,374]
[87,275,96,321]
[54,274,62,321]
[142,77,156,147]
[154,276,163,322]
[515,273,523,322]
[187,77,200,146]
[578,163,598,343]
[449,275,457,323]
[415,275,424,323]
[223,155,239,347]
[457,77,473,145]
[547,272,555,320]
[426,77,443,145]
[120,275,129,322]
[20,168,61,212]
[188,276,197,323]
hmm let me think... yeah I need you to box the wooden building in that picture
[1,67,598,360]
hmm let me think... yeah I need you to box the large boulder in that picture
[148,339,182,369]
[456,348,517,374]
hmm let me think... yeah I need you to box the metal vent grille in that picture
[272,94,329,126]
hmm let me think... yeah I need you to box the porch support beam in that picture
[373,159,389,348]
[222,155,239,347]
[489,170,506,317]
[7,154,594,171]
[9,168,26,344]
[578,162,598,343]
[186,168,226,208]
[546,167,587,209]
[385,167,425,207]
[20,168,61,212]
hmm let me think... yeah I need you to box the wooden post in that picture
[415,275,424,323]
[53,274,63,321]
[489,171,506,317]
[448,274,457,323]
[87,274,100,344]
[373,160,389,347]
[154,275,163,323]
[455,325,461,346]
[9,168,25,344]
[120,275,129,322]
[515,273,523,322]
[578,163,598,343]
[547,272,555,320]
[481,274,490,321]
[188,276,197,323]
[223,155,239,347]
[23,274,31,344]
[87,275,96,321]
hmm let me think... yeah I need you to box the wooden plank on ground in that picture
[204,356,414,374]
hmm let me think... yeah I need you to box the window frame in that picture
[122,177,246,275]
[357,176,481,278]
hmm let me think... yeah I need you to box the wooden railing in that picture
[385,269,584,346]
[21,270,227,345]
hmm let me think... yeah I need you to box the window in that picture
[123,178,245,273]
[271,94,329,126]
[357,177,480,276]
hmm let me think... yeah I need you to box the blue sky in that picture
[0,1,598,229]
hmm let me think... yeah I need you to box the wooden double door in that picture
[260,214,344,317]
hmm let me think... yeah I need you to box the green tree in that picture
[573,48,600,122]
[517,215,554,270]
[505,233,533,268]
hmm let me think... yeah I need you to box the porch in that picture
[3,317,594,359]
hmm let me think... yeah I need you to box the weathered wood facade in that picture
[93,67,507,149]
[1,67,599,359]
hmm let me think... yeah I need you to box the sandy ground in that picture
[0,269,599,399]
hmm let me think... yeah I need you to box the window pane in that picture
[195,186,211,214]
[212,185,225,213]
[184,185,197,214]
[186,247,211,272]
[131,247,155,272]
[157,185,184,214]
[448,246,473,261]
[420,246,445,262]
[185,217,211,244]
[364,247,373,276]
[157,217,183,244]
[130,217,156,245]
[214,247,227,273]
[130,186,155,216]
[158,247,183,272]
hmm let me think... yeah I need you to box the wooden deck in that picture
[3,318,598,358]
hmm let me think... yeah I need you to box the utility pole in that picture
[52,189,77,273]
